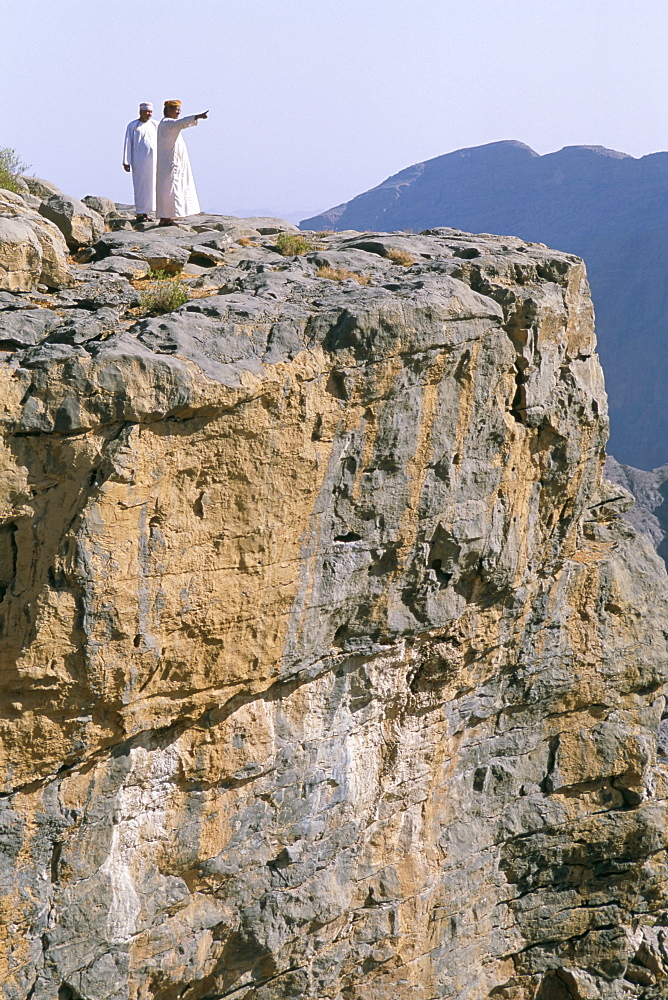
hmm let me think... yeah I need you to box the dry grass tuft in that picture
[386,248,416,267]
[316,265,370,285]
[237,236,260,247]
[275,233,314,256]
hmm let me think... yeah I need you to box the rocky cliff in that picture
[1,191,668,1000]
[605,456,668,566]
[301,140,668,470]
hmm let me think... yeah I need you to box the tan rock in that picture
[0,194,72,289]
[0,215,42,290]
[39,192,105,249]
[0,228,666,1000]
[29,213,72,288]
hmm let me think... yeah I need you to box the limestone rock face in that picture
[0,188,72,290]
[23,175,65,200]
[605,455,668,562]
[0,228,667,1000]
[83,194,117,218]
[23,175,63,201]
[0,214,42,290]
[39,192,105,249]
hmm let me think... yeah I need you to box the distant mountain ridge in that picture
[302,141,668,469]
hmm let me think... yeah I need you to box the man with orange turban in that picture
[156,101,209,226]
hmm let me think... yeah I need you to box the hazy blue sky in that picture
[3,0,668,221]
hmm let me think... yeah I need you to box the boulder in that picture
[0,191,73,290]
[188,245,227,266]
[88,256,150,277]
[83,195,116,218]
[0,288,51,309]
[0,188,27,208]
[183,214,299,235]
[22,176,64,201]
[228,225,262,242]
[9,176,30,198]
[0,217,42,291]
[181,263,210,276]
[28,215,73,288]
[243,216,300,235]
[104,213,134,231]
[0,308,62,346]
[59,276,140,311]
[92,230,189,273]
[44,306,120,346]
[23,193,42,210]
[39,193,105,249]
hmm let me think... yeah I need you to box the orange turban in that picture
[164,100,181,108]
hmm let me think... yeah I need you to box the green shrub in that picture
[139,274,189,315]
[0,147,29,194]
[275,232,314,256]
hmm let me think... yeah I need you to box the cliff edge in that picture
[0,209,668,1000]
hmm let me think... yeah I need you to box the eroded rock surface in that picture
[0,227,667,1000]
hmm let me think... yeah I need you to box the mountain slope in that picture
[302,141,668,469]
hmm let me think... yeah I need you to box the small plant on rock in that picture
[0,147,29,193]
[139,272,189,316]
[386,248,416,267]
[275,233,314,256]
[145,268,172,280]
[316,265,370,285]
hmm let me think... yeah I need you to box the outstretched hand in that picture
[196,110,209,120]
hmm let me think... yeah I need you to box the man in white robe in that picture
[123,103,158,222]
[156,100,209,226]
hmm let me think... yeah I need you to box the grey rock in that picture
[302,140,668,469]
[193,233,233,252]
[605,455,668,563]
[17,341,91,367]
[0,187,28,208]
[22,175,63,200]
[9,175,30,197]
[0,290,30,309]
[244,216,300,235]
[104,214,135,231]
[43,306,121,346]
[58,277,140,311]
[91,230,189,273]
[83,195,117,217]
[88,256,150,278]
[2,228,668,1000]
[0,307,62,345]
[182,213,298,235]
[39,193,105,249]
[23,192,42,210]
[181,263,210,276]
[187,244,227,266]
